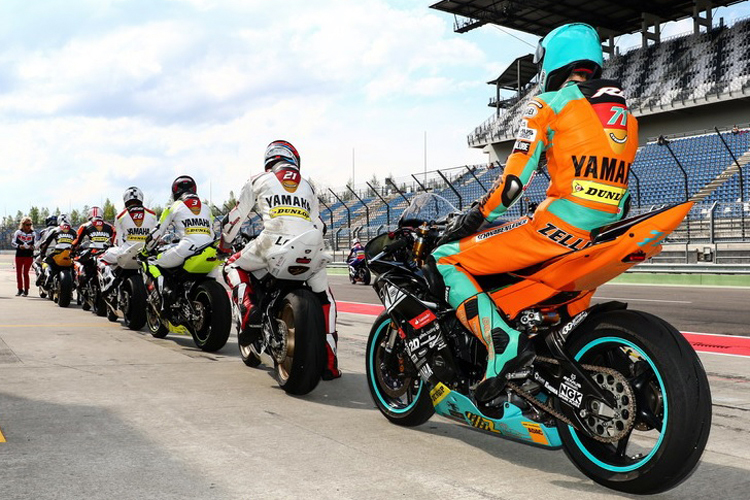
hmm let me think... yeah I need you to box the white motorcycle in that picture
[225,229,331,395]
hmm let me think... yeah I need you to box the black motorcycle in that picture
[74,241,109,316]
[364,193,711,495]
[348,258,371,285]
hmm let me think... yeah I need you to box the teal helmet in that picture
[534,23,603,92]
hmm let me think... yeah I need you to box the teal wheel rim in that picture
[368,318,423,414]
[568,337,668,473]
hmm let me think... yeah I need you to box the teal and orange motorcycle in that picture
[364,193,711,495]
[139,239,231,352]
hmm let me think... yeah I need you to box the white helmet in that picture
[58,213,71,227]
[88,206,104,222]
[123,186,144,207]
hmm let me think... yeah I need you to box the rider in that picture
[347,238,365,266]
[220,140,342,380]
[432,23,638,404]
[72,206,116,287]
[37,213,77,286]
[100,186,158,291]
[145,175,214,268]
[72,207,116,251]
[36,215,58,248]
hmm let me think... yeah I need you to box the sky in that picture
[2,0,750,216]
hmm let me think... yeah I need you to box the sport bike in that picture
[140,240,231,352]
[364,193,711,495]
[348,258,371,285]
[37,243,75,307]
[99,244,148,330]
[227,229,331,395]
[74,241,109,316]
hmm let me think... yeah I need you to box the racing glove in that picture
[436,205,485,246]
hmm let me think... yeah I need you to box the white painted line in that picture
[595,296,692,304]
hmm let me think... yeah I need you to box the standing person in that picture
[220,140,342,380]
[432,23,638,404]
[11,217,35,296]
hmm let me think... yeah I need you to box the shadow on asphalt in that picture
[0,392,228,500]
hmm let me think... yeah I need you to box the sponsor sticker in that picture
[517,126,537,142]
[430,383,450,406]
[269,206,311,220]
[522,422,550,445]
[409,309,437,329]
[571,180,626,206]
[476,218,528,241]
[512,140,531,155]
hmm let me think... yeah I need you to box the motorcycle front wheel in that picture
[557,309,712,495]
[274,289,326,395]
[365,312,434,426]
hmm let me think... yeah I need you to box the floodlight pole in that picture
[714,127,746,240]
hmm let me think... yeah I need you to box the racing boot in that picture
[316,290,341,380]
[456,294,535,404]
[235,284,261,346]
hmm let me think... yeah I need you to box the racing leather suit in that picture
[347,243,365,266]
[147,195,214,268]
[432,79,638,398]
[72,219,116,251]
[221,161,341,379]
[38,225,77,286]
[100,206,158,291]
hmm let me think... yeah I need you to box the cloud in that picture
[0,0,505,215]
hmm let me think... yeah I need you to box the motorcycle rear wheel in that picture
[57,271,73,308]
[189,280,231,352]
[557,309,711,495]
[122,275,147,331]
[274,289,326,395]
[366,312,434,426]
[146,302,169,338]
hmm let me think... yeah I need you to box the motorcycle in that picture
[37,243,75,307]
[348,257,371,285]
[364,193,711,495]
[99,244,148,330]
[139,239,231,352]
[74,241,109,316]
[227,229,331,395]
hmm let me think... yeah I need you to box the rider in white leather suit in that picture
[221,140,341,380]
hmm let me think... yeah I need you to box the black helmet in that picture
[264,140,300,171]
[172,175,197,200]
[45,215,58,227]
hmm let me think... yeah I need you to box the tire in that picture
[94,289,107,317]
[239,341,262,367]
[146,301,169,338]
[57,271,73,308]
[557,309,712,495]
[38,287,47,299]
[189,280,231,352]
[122,275,147,331]
[365,311,434,426]
[362,268,371,286]
[274,288,326,395]
[107,308,118,322]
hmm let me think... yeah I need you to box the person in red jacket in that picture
[11,217,36,296]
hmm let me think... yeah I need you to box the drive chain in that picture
[508,356,636,443]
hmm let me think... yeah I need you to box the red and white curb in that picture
[337,301,750,358]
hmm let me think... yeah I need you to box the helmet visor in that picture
[533,42,545,65]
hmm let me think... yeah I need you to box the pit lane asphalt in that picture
[0,256,748,500]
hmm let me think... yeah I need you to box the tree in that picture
[70,209,82,225]
[221,191,238,214]
[367,174,381,197]
[152,204,164,219]
[28,206,41,226]
[103,198,116,222]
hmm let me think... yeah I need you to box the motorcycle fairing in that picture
[264,229,331,281]
[430,382,562,448]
